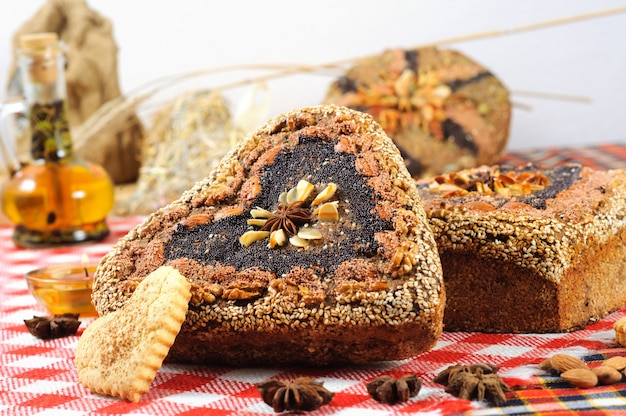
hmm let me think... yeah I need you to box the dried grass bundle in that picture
[116,90,243,215]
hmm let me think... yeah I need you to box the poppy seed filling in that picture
[164,135,392,277]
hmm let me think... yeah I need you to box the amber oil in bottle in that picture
[1,33,114,247]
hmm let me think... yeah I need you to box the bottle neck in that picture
[18,45,74,162]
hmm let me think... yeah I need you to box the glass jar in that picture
[1,33,114,247]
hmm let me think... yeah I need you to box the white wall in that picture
[1,0,625,151]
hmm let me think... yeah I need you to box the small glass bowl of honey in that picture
[25,264,98,317]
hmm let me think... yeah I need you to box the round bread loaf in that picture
[92,105,445,366]
[324,47,511,178]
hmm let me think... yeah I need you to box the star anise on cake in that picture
[434,363,511,405]
[261,201,311,235]
[366,374,422,404]
[240,179,339,249]
[257,377,335,413]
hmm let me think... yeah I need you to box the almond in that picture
[538,358,554,372]
[501,201,536,211]
[297,227,323,240]
[463,201,496,212]
[592,366,623,385]
[311,183,337,205]
[613,316,626,332]
[549,353,588,374]
[613,317,626,347]
[239,230,270,247]
[602,356,626,371]
[315,202,339,222]
[561,368,598,389]
[268,229,287,248]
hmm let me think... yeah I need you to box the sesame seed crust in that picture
[418,164,626,333]
[92,105,445,366]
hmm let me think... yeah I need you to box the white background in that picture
[1,0,625,152]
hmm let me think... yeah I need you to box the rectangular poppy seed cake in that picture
[417,163,626,333]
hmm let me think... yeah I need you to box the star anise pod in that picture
[366,374,422,404]
[436,364,510,405]
[257,377,334,413]
[24,314,81,340]
[434,363,499,386]
[261,201,311,236]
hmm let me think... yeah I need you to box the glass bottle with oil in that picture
[1,33,114,247]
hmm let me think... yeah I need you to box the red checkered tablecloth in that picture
[501,143,626,171]
[2,144,626,415]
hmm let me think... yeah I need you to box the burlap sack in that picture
[6,0,143,183]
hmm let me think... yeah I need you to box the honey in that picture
[26,265,98,317]
[0,33,114,247]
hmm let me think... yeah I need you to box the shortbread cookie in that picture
[325,47,511,178]
[92,104,445,366]
[75,266,191,402]
[417,164,626,333]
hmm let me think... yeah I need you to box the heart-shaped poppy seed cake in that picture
[92,104,445,366]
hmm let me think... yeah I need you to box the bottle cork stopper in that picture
[19,32,59,50]
[19,32,61,84]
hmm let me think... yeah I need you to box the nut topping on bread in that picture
[93,105,445,366]
[428,166,549,198]
[325,47,511,178]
